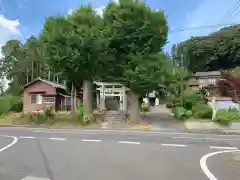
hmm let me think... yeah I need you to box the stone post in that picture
[100,84,105,111]
[96,91,100,110]
[155,98,160,106]
[143,97,149,104]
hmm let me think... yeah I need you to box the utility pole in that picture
[31,61,34,81]
[180,53,184,106]
[48,70,51,81]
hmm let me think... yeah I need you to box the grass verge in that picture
[0,112,101,128]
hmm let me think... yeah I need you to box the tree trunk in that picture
[71,83,76,113]
[83,80,93,116]
[128,90,140,124]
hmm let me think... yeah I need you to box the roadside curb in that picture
[185,128,240,135]
[0,124,30,127]
[0,124,240,135]
[130,125,152,130]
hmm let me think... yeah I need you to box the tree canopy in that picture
[102,0,168,93]
[100,0,168,122]
[39,5,112,83]
[0,2,177,122]
[0,37,51,95]
[172,25,240,72]
[39,5,110,114]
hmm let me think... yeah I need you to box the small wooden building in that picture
[23,78,74,112]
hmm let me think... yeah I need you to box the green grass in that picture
[0,112,101,128]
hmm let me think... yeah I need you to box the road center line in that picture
[0,135,18,152]
[118,141,140,144]
[161,143,186,147]
[209,146,238,150]
[200,149,240,180]
[21,176,50,180]
[49,138,66,141]
[34,131,96,135]
[19,136,36,139]
[172,136,240,141]
[81,139,102,142]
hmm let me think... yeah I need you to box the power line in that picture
[169,23,235,34]
[212,0,240,32]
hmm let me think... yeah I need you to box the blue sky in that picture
[0,0,240,56]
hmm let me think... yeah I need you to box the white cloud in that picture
[0,15,21,41]
[67,8,74,15]
[0,14,21,55]
[0,14,21,90]
[94,0,119,17]
[95,6,105,17]
[68,0,119,17]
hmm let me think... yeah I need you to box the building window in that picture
[30,94,42,104]
[42,96,55,104]
[65,97,71,105]
[208,78,216,85]
[30,94,37,104]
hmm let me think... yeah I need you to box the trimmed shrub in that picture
[43,107,55,120]
[182,90,204,110]
[192,103,213,119]
[166,97,181,109]
[0,96,12,115]
[83,114,95,125]
[0,95,23,115]
[141,103,149,112]
[166,102,173,108]
[215,110,239,126]
[77,104,84,117]
[173,107,192,120]
[10,98,23,112]
[27,112,46,124]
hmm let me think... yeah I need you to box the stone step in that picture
[103,111,126,122]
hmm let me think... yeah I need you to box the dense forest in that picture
[171,25,240,72]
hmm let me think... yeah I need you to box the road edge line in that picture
[0,135,18,152]
[200,149,240,180]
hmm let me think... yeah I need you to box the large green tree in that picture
[39,5,108,114]
[174,25,240,72]
[1,40,28,95]
[103,0,168,122]
[0,37,51,95]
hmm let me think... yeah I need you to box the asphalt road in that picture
[0,127,239,180]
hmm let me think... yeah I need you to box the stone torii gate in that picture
[95,81,129,112]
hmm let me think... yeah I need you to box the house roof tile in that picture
[23,77,66,90]
[195,71,221,77]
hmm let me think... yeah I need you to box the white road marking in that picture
[161,143,186,147]
[34,130,96,135]
[49,138,66,141]
[200,149,240,180]
[83,129,240,137]
[172,136,240,141]
[209,146,238,150]
[19,136,36,139]
[32,129,240,139]
[0,135,18,152]
[81,139,102,142]
[21,176,50,180]
[118,141,140,144]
